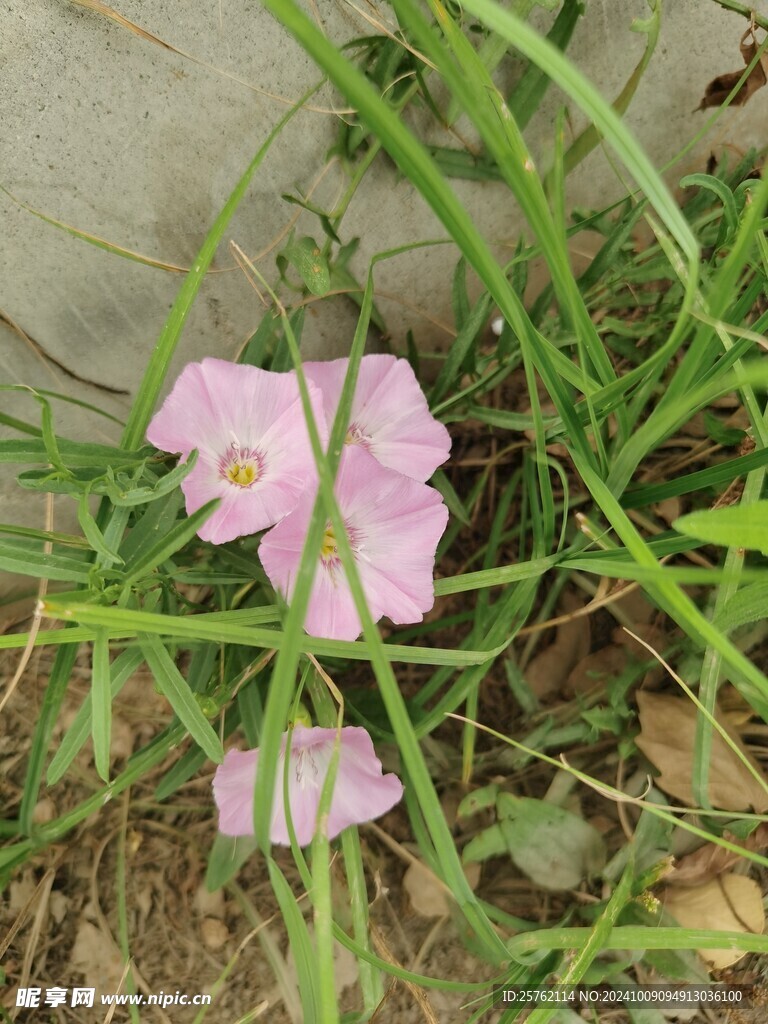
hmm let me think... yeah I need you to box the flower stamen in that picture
[320,523,339,564]
[220,437,263,488]
[344,422,372,450]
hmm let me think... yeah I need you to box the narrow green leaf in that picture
[460,0,696,262]
[205,833,259,891]
[0,540,91,583]
[622,446,768,508]
[267,859,320,1021]
[47,647,144,785]
[674,502,768,554]
[0,438,145,468]
[121,499,219,585]
[507,0,583,130]
[78,490,124,565]
[138,633,223,764]
[280,235,331,295]
[105,449,198,507]
[91,629,112,781]
[20,642,79,833]
[713,581,768,633]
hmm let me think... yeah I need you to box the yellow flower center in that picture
[226,462,257,487]
[320,523,338,562]
[220,436,262,488]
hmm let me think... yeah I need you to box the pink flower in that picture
[259,446,448,641]
[146,358,326,544]
[212,726,403,845]
[302,354,451,482]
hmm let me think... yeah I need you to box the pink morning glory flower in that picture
[302,354,451,482]
[212,725,404,845]
[146,358,326,545]
[259,445,448,641]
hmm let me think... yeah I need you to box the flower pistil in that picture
[221,437,263,489]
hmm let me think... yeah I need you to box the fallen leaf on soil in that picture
[663,874,765,969]
[71,919,125,992]
[525,590,591,698]
[698,28,768,110]
[463,796,606,891]
[565,644,627,695]
[668,824,768,887]
[404,859,480,917]
[635,692,768,811]
[654,497,681,526]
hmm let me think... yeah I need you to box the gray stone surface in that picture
[2,0,768,593]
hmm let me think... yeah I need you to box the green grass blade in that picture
[138,633,223,764]
[47,647,144,785]
[91,629,112,781]
[459,0,697,263]
[120,498,219,586]
[19,641,79,834]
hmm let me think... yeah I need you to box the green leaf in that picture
[508,0,584,130]
[714,581,768,632]
[457,784,500,817]
[279,235,331,295]
[268,859,320,1020]
[496,796,606,890]
[205,833,259,891]
[78,490,124,566]
[117,489,183,565]
[42,599,503,666]
[462,822,507,862]
[0,540,91,583]
[121,499,219,585]
[47,648,143,786]
[138,633,224,764]
[0,438,145,466]
[703,410,745,447]
[91,630,112,781]
[674,502,768,554]
[20,642,80,833]
[104,449,198,507]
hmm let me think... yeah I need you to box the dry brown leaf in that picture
[525,590,591,698]
[654,497,681,526]
[613,622,663,658]
[609,587,657,626]
[635,692,768,812]
[669,824,768,887]
[698,28,768,110]
[565,644,627,695]
[403,860,480,918]
[663,874,765,970]
[70,919,124,991]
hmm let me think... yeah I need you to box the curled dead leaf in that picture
[668,824,768,887]
[525,590,591,698]
[663,874,765,970]
[565,645,627,695]
[635,691,768,812]
[698,27,768,111]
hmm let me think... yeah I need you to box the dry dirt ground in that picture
[3,623,764,1024]
[1,637,508,1024]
